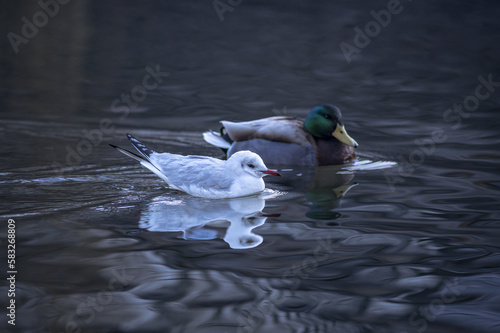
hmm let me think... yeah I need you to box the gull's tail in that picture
[110,134,176,187]
[109,144,145,163]
[109,133,156,165]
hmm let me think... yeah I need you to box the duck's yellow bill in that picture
[332,124,358,148]
[332,183,358,198]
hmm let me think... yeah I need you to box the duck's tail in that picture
[202,129,232,150]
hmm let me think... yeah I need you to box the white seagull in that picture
[110,134,281,199]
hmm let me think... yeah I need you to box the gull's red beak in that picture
[260,213,281,218]
[261,169,282,177]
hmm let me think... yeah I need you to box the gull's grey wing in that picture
[151,154,234,192]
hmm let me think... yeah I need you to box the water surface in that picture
[1,1,500,332]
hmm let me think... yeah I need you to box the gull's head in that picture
[228,151,281,178]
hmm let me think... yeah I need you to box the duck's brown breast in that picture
[314,137,356,165]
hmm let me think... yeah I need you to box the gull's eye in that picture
[247,163,255,169]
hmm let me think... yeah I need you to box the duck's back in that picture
[222,116,313,146]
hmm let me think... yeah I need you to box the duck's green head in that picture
[304,104,358,148]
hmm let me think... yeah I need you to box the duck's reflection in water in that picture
[271,164,357,220]
[304,166,357,219]
[139,194,277,249]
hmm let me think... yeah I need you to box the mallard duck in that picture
[203,104,358,166]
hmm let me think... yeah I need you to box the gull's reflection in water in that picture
[139,194,277,249]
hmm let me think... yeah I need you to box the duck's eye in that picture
[247,163,255,169]
[323,114,331,120]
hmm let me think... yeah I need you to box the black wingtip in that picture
[125,133,156,161]
[109,143,148,163]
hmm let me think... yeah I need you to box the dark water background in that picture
[1,1,500,332]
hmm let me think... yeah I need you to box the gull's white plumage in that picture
[110,134,280,199]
